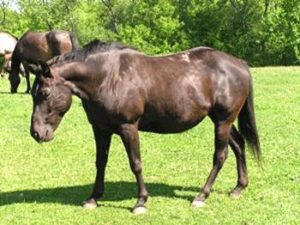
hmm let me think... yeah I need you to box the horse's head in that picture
[30,62,72,143]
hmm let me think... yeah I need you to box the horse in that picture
[2,51,26,77]
[0,31,19,76]
[29,40,261,214]
[9,30,79,93]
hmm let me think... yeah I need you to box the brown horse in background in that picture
[30,40,261,213]
[0,31,21,76]
[9,30,79,93]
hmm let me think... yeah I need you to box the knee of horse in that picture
[130,160,142,174]
[213,150,228,169]
[95,159,108,170]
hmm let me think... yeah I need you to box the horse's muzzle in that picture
[31,127,54,143]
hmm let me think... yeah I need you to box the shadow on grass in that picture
[0,91,28,95]
[0,181,200,209]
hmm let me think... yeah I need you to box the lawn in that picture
[0,67,299,225]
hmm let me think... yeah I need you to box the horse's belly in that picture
[138,116,205,134]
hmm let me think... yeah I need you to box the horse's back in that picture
[16,30,74,62]
[81,44,252,133]
[137,46,250,100]
[128,47,251,132]
[15,31,50,62]
[46,30,73,55]
[187,48,252,121]
[114,48,215,132]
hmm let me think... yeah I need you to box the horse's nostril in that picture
[45,129,49,137]
[33,131,40,140]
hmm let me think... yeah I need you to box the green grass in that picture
[0,67,299,225]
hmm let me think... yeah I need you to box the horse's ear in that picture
[39,61,52,78]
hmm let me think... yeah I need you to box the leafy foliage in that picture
[0,0,299,65]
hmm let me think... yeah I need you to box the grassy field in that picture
[0,67,299,225]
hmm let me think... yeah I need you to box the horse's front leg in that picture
[192,121,232,207]
[83,125,112,209]
[119,123,148,214]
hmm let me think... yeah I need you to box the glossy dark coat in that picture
[30,41,261,213]
[9,30,79,93]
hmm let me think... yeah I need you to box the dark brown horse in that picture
[30,40,261,213]
[9,30,79,93]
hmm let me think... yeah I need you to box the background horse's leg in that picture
[0,66,4,77]
[24,67,31,93]
[192,120,232,207]
[1,58,8,77]
[20,63,26,77]
[119,123,148,214]
[229,125,248,198]
[83,125,112,209]
[2,52,12,77]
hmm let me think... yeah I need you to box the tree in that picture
[0,0,9,26]
[18,0,79,31]
[117,0,189,54]
[0,0,299,65]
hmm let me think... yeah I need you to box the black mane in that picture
[48,39,135,66]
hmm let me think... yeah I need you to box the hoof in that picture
[83,199,97,210]
[132,206,147,214]
[230,191,242,199]
[191,200,205,208]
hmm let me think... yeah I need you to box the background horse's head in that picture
[30,62,72,143]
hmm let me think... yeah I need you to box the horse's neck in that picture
[58,62,96,100]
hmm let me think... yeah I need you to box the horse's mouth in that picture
[31,129,54,143]
[37,136,54,143]
[32,135,53,143]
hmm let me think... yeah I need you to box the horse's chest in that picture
[82,101,110,128]
[81,100,124,133]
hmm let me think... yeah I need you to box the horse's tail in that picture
[69,32,80,51]
[238,74,261,163]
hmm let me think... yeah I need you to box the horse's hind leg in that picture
[229,125,248,198]
[192,120,232,207]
